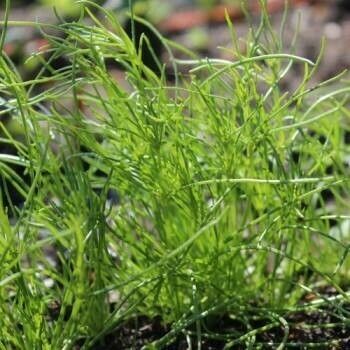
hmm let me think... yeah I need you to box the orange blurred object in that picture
[159,0,312,33]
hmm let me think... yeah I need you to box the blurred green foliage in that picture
[39,0,84,15]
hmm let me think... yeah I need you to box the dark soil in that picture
[81,288,350,349]
[87,311,350,349]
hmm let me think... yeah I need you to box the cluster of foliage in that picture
[0,1,349,348]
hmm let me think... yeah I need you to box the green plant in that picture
[0,1,349,348]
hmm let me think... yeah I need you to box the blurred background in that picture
[1,0,349,82]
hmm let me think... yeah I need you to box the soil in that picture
[86,307,350,349]
[71,287,350,349]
